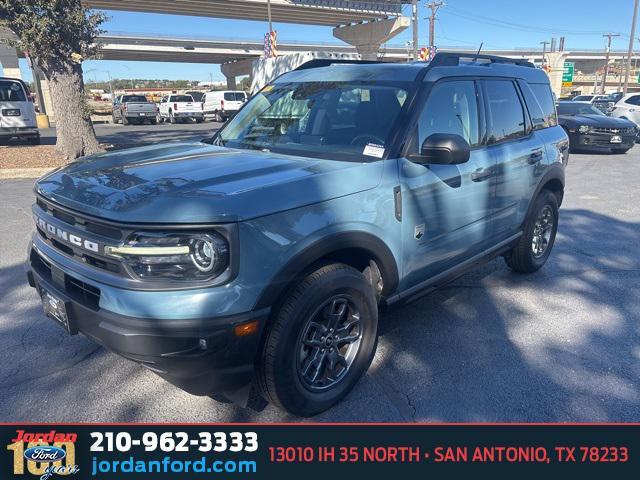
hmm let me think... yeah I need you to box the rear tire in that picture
[169,112,176,124]
[257,263,378,417]
[504,189,559,273]
[215,111,223,123]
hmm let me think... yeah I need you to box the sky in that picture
[5,0,635,83]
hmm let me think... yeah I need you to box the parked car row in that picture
[111,90,248,126]
[557,91,640,153]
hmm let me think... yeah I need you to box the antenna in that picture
[476,42,484,56]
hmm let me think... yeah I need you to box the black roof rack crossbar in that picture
[429,52,534,68]
[294,59,384,71]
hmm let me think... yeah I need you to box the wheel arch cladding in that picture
[254,231,399,310]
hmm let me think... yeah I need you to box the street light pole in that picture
[412,0,419,61]
[623,0,639,94]
[602,33,620,94]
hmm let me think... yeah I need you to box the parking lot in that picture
[0,146,638,423]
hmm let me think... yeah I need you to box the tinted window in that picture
[417,80,480,147]
[121,95,148,103]
[556,102,604,116]
[224,92,246,101]
[573,95,594,102]
[0,80,26,101]
[529,83,557,128]
[170,95,194,102]
[626,95,640,105]
[484,80,526,143]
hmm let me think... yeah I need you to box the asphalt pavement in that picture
[0,146,638,422]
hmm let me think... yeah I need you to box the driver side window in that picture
[417,80,480,148]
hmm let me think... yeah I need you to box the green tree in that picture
[0,0,107,159]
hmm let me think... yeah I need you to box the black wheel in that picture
[122,116,129,126]
[215,111,223,123]
[150,118,157,125]
[196,118,204,124]
[612,147,631,154]
[258,263,378,416]
[169,111,176,124]
[504,189,559,273]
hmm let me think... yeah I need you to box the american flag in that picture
[264,31,278,58]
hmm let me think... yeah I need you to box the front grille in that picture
[590,127,636,135]
[30,249,101,311]
[35,196,124,275]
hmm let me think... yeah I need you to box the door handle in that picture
[528,149,543,164]
[470,168,492,182]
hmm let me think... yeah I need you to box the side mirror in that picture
[412,133,471,165]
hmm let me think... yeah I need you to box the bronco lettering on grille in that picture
[36,216,99,253]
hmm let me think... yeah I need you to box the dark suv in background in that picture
[27,54,567,416]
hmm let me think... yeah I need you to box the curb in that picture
[0,167,55,179]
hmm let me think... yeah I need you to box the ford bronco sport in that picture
[26,54,568,416]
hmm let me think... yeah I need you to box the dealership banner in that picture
[1,424,637,479]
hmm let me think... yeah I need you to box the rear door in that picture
[223,91,246,111]
[399,79,497,286]
[0,79,35,128]
[483,79,546,237]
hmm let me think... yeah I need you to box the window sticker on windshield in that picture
[361,89,371,102]
[363,143,385,158]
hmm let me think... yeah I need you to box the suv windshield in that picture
[224,92,246,101]
[218,81,409,160]
[0,80,26,101]
[122,95,148,103]
[557,102,604,116]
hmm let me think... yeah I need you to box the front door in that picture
[399,79,496,288]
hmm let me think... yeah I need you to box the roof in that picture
[279,53,550,85]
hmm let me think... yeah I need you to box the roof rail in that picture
[429,52,535,68]
[294,59,384,71]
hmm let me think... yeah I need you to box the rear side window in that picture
[170,95,194,102]
[0,80,26,101]
[417,80,480,147]
[626,95,640,105]
[122,95,148,103]
[529,83,557,128]
[224,92,246,101]
[484,80,526,143]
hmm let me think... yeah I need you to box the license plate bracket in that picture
[39,286,77,335]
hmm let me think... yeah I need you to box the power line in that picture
[442,6,614,36]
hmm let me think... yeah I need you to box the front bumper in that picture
[26,244,270,397]
[569,132,635,152]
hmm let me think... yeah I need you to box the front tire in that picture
[258,263,378,417]
[504,189,559,273]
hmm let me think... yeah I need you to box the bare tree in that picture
[0,0,107,159]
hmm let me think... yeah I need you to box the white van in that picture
[0,77,39,145]
[202,90,247,122]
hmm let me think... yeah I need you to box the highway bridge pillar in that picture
[546,51,569,98]
[0,42,21,79]
[221,58,254,91]
[333,17,410,60]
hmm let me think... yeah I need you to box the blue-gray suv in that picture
[26,54,568,416]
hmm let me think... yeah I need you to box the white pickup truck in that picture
[158,94,204,123]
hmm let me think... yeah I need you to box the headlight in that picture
[578,125,590,134]
[105,232,229,282]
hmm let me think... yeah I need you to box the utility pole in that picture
[623,0,639,94]
[602,33,620,94]
[412,0,419,60]
[426,1,444,48]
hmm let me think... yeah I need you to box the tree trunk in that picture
[46,61,103,160]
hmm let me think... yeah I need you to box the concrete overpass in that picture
[83,0,409,26]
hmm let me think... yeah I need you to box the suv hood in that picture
[559,114,636,128]
[35,143,383,224]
